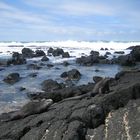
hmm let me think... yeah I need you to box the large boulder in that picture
[52,48,64,57]
[62,52,70,58]
[90,51,99,56]
[3,73,20,84]
[41,79,62,92]
[76,55,99,66]
[22,48,34,58]
[61,69,81,80]
[41,56,49,61]
[117,54,135,66]
[131,46,140,61]
[47,47,54,54]
[7,52,26,65]
[35,50,46,57]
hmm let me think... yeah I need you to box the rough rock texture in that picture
[3,73,20,84]
[22,48,34,58]
[41,79,62,92]
[35,50,46,57]
[62,52,70,58]
[0,70,140,140]
[7,52,26,65]
[41,56,49,61]
[117,54,135,66]
[60,69,81,80]
[131,46,140,61]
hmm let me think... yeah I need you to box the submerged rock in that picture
[3,73,20,84]
[27,64,42,70]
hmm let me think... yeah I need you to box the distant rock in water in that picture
[35,50,46,57]
[3,73,20,84]
[22,48,34,58]
[114,51,125,54]
[62,52,70,58]
[41,79,62,92]
[27,64,42,70]
[7,52,26,65]
[60,69,81,80]
[41,56,49,61]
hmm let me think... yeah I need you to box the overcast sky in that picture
[0,0,140,41]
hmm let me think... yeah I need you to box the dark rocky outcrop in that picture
[47,47,54,54]
[7,52,26,65]
[41,56,49,61]
[41,79,62,92]
[93,76,103,83]
[35,50,46,57]
[52,48,64,57]
[62,61,70,66]
[0,70,140,140]
[76,55,99,66]
[60,69,81,80]
[114,51,125,54]
[90,51,99,56]
[62,52,70,58]
[3,73,20,84]
[22,48,34,58]
[130,46,140,61]
[117,54,135,66]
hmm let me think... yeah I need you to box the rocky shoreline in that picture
[0,45,140,140]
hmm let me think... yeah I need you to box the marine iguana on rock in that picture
[2,99,53,122]
[60,77,110,102]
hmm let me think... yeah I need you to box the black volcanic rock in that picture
[131,46,140,61]
[52,48,64,57]
[76,55,99,66]
[90,51,99,56]
[1,71,140,140]
[22,48,34,58]
[7,52,26,65]
[3,73,20,84]
[117,54,135,66]
[47,47,54,54]
[35,50,46,57]
[62,52,70,58]
[61,69,81,80]
[114,51,125,54]
[41,79,62,92]
[41,56,49,61]
[27,64,41,70]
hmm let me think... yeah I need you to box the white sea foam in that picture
[0,40,139,60]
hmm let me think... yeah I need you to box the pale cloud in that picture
[23,0,115,16]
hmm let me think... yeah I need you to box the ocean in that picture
[0,40,139,114]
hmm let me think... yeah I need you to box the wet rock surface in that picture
[60,69,81,80]
[0,70,140,140]
[3,73,21,84]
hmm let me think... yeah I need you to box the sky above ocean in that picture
[0,0,140,41]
